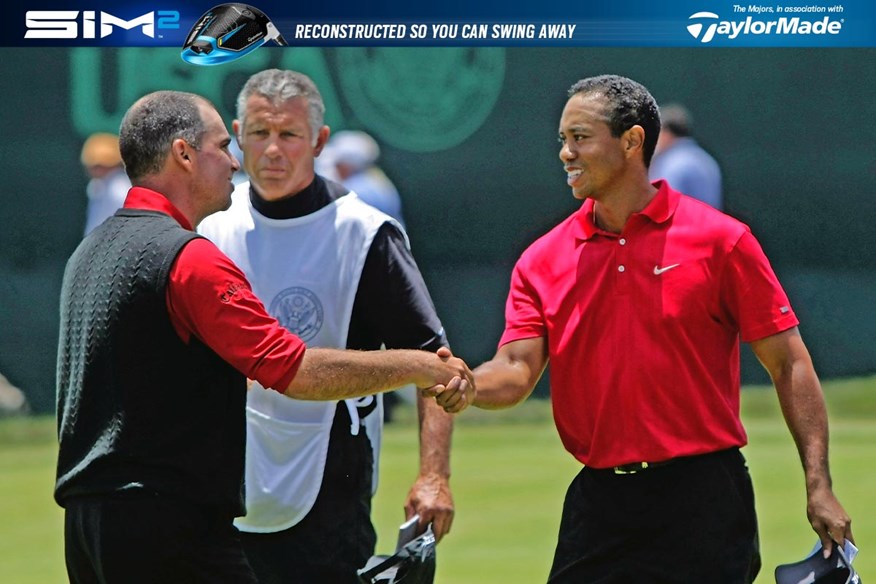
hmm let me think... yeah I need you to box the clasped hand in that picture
[419,347,476,413]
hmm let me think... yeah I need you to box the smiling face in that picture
[557,93,635,202]
[234,94,329,202]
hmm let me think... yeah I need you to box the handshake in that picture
[418,346,476,414]
[280,344,477,413]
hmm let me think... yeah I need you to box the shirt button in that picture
[619,238,626,245]
[617,265,625,272]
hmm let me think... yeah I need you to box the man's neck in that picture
[250,177,319,219]
[592,178,658,234]
[249,175,351,220]
[135,178,201,229]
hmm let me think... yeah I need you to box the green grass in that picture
[0,416,64,583]
[1,376,873,583]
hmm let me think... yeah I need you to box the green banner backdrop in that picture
[1,48,873,412]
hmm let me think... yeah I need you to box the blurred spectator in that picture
[0,371,28,416]
[326,130,406,227]
[80,133,131,235]
[314,140,341,182]
[650,104,723,210]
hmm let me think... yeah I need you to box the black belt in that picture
[610,459,675,475]
[583,458,676,475]
[589,448,741,475]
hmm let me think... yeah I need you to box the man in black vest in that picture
[55,90,474,584]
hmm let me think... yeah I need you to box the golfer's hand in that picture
[427,376,475,413]
[807,486,854,557]
[420,347,475,413]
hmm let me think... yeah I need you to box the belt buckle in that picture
[613,462,649,475]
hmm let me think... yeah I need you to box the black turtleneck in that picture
[248,175,345,219]
[248,175,447,353]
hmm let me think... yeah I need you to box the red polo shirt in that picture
[123,187,305,391]
[501,181,798,468]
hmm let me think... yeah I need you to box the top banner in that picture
[9,0,874,49]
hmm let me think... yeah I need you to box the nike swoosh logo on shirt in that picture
[653,264,680,275]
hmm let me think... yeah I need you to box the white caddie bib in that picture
[199,183,401,533]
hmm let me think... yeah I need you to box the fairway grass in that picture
[0,417,64,583]
[376,378,876,583]
[1,376,872,583]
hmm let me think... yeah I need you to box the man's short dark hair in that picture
[567,75,661,167]
[119,91,209,181]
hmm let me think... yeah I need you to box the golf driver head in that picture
[181,3,287,66]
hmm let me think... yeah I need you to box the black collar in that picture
[249,175,348,219]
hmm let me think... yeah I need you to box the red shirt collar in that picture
[572,180,679,241]
[123,187,194,231]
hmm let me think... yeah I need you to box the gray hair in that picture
[119,91,208,181]
[235,69,325,146]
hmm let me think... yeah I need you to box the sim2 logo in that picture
[687,11,843,43]
[24,10,180,39]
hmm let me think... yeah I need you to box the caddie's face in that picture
[558,94,629,201]
[235,95,328,202]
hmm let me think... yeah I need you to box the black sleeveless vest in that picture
[55,209,247,516]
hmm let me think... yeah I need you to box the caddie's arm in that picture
[750,326,854,557]
[348,222,459,540]
[405,376,455,541]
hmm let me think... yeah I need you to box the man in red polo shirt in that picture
[468,75,853,583]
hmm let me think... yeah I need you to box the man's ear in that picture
[171,138,193,166]
[232,119,243,146]
[313,125,330,157]
[623,125,645,159]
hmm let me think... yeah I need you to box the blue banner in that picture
[8,0,874,49]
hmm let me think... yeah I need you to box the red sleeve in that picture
[165,237,305,391]
[499,257,547,347]
[720,230,800,343]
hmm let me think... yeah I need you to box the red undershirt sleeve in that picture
[165,237,305,391]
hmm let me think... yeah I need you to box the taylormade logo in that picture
[687,11,843,43]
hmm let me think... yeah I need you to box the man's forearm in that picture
[471,337,548,410]
[283,347,466,401]
[418,394,453,478]
[752,328,853,551]
[472,360,538,409]
[408,391,456,541]
[774,360,832,491]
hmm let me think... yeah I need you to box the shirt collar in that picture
[249,175,323,219]
[572,180,679,241]
[123,186,194,231]
[639,180,678,225]
[571,199,599,242]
